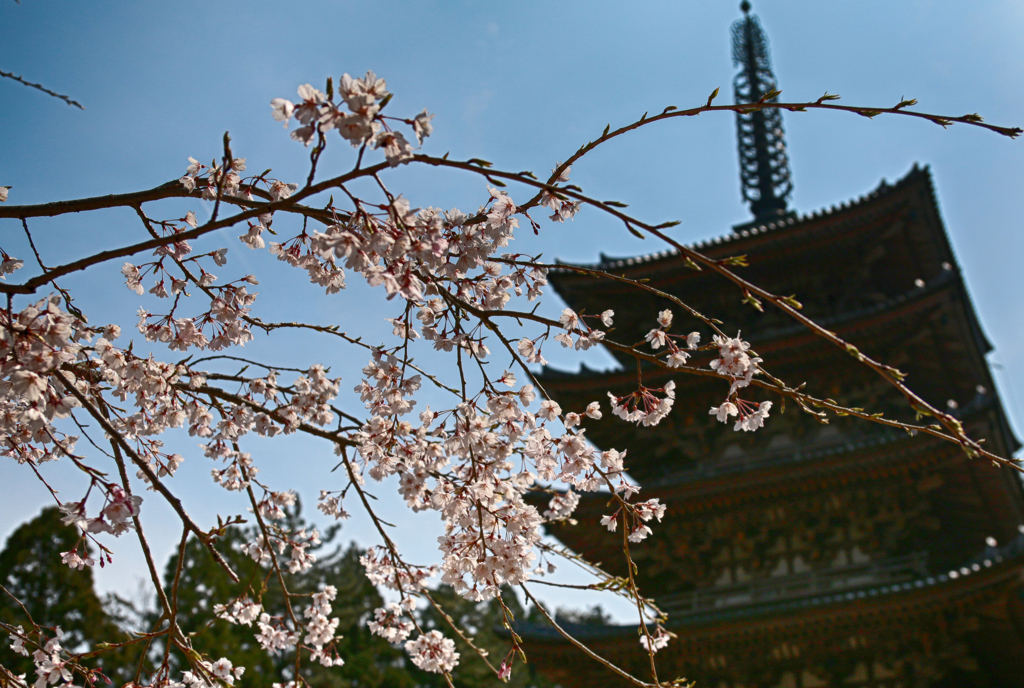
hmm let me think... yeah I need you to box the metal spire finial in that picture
[732,3,793,221]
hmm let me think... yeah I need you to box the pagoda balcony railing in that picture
[659,551,929,617]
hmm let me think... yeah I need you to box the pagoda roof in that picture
[541,264,966,383]
[552,163,933,274]
[537,429,946,576]
[538,165,1020,481]
[522,164,1024,684]
[539,268,1000,411]
[516,537,1024,639]
[514,552,1024,688]
[534,399,1024,588]
[544,164,984,378]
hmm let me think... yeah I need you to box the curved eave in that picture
[516,549,1024,644]
[539,243,1021,489]
[550,164,931,278]
[540,399,1020,568]
[539,269,970,397]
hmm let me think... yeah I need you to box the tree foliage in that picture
[0,508,136,682]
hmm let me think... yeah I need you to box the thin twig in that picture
[0,69,83,109]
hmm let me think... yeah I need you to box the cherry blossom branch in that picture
[536,93,1019,198]
[106,430,174,619]
[431,286,672,668]
[333,446,496,685]
[1,75,1017,688]
[412,155,1006,466]
[163,528,191,671]
[488,252,1008,469]
[437,251,1020,475]
[188,382,357,448]
[241,465,305,681]
[52,369,240,582]
[532,542,666,620]
[621,520,660,682]
[0,162,387,294]
[0,178,337,224]
[246,318,463,397]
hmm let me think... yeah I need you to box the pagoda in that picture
[520,5,1024,687]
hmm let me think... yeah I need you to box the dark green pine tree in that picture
[0,506,139,683]
[161,507,552,688]
[160,508,418,688]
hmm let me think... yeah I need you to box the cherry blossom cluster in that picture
[707,332,773,431]
[0,295,84,466]
[404,630,460,674]
[543,489,581,521]
[126,237,258,352]
[254,614,299,656]
[710,397,773,432]
[368,601,415,643]
[348,343,652,604]
[539,163,582,222]
[9,625,65,686]
[180,364,340,500]
[174,658,245,688]
[254,185,546,369]
[316,488,351,521]
[214,597,263,626]
[309,189,525,308]
[608,380,677,427]
[271,72,432,166]
[639,626,673,654]
[215,585,343,668]
[554,307,610,350]
[645,309,701,367]
[0,297,160,569]
[178,155,250,199]
[58,546,95,571]
[709,332,760,391]
[415,258,547,356]
[600,497,666,544]
[516,306,609,365]
[254,488,297,520]
[602,308,705,428]
[267,229,346,295]
[58,486,141,537]
[243,525,320,574]
[0,249,24,279]
[360,546,438,592]
[0,289,347,589]
[5,625,100,688]
[303,585,344,667]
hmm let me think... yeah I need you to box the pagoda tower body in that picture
[519,7,1024,688]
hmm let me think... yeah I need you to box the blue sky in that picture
[1,1,1022,618]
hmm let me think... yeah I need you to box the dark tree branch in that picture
[0,69,84,109]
